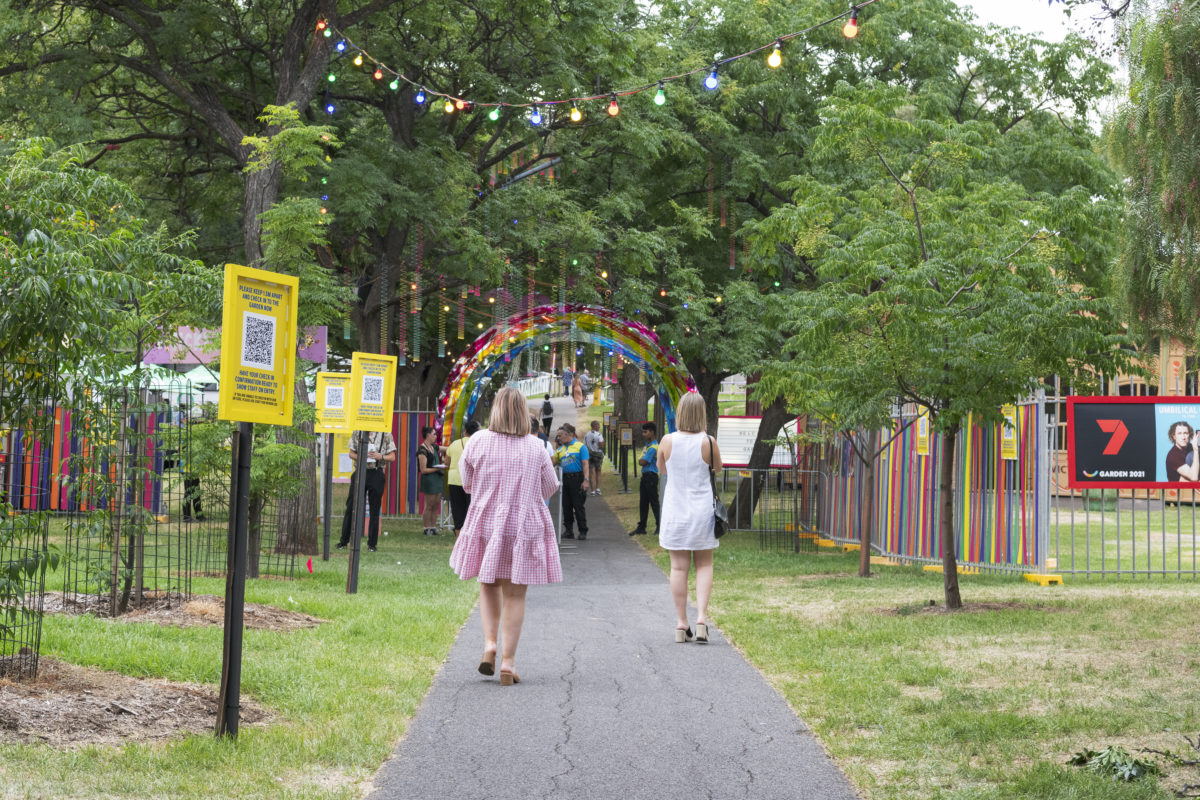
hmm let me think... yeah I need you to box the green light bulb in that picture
[488,107,500,121]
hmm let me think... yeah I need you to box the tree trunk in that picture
[859,428,880,578]
[687,365,727,436]
[241,164,282,267]
[730,395,791,528]
[276,376,319,555]
[615,365,650,421]
[395,361,453,407]
[938,421,963,609]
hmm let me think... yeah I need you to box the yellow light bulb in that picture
[842,9,859,38]
[445,100,455,113]
[767,45,782,69]
[600,271,608,279]
[570,106,582,122]
[354,54,363,66]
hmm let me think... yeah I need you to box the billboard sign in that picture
[1067,396,1200,488]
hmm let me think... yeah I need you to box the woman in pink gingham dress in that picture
[449,387,561,685]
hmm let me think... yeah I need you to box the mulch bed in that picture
[43,591,324,631]
[0,658,270,748]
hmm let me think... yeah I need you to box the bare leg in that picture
[693,549,714,625]
[591,462,602,492]
[669,550,691,629]
[479,582,501,660]
[499,580,528,672]
[423,495,440,529]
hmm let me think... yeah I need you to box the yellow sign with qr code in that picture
[1001,404,1018,460]
[347,352,397,432]
[217,263,298,426]
[315,372,351,434]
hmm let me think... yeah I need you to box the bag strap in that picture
[707,435,717,492]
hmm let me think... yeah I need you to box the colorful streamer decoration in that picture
[437,303,695,440]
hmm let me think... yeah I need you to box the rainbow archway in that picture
[438,304,694,439]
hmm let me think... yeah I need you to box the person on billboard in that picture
[1165,420,1200,481]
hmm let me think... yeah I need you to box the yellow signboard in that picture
[332,432,354,481]
[1001,404,1018,460]
[315,372,351,434]
[347,352,397,432]
[217,263,298,426]
[915,410,930,457]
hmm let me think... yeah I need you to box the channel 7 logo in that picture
[1095,419,1128,455]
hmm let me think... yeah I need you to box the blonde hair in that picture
[675,392,708,433]
[488,386,531,435]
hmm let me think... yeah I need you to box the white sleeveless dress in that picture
[658,431,718,551]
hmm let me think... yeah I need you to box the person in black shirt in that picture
[1165,420,1200,481]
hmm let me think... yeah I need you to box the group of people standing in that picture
[559,366,593,408]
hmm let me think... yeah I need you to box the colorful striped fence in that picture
[384,409,440,516]
[818,400,1047,572]
[9,401,446,520]
[2,406,182,515]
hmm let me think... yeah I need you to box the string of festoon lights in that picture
[316,0,878,120]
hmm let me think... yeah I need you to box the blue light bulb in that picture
[415,87,426,104]
[326,103,335,114]
[530,107,542,126]
[336,41,346,52]
[704,66,719,90]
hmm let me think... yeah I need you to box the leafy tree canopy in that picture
[1105,0,1200,346]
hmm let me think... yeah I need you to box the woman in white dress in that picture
[656,392,723,643]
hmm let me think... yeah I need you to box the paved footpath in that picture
[366,492,860,800]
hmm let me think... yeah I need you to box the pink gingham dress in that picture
[449,430,563,584]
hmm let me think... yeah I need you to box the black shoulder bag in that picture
[707,435,728,538]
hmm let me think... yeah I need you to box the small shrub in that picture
[1068,746,1159,782]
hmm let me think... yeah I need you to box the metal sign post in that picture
[214,263,297,740]
[216,420,252,738]
[322,432,333,561]
[346,431,369,594]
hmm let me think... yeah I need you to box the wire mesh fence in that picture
[0,363,58,679]
[46,378,197,615]
[716,467,822,553]
[0,518,51,680]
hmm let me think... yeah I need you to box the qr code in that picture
[241,312,276,370]
[325,385,344,409]
[361,376,384,405]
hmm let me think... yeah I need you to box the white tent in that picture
[181,365,219,402]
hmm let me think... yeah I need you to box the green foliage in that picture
[1068,747,1160,782]
[1105,1,1200,345]
[751,74,1128,434]
[188,414,309,504]
[241,105,338,181]
[0,138,213,401]
[0,510,59,638]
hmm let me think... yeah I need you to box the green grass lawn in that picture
[603,489,1200,800]
[3,520,476,800]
